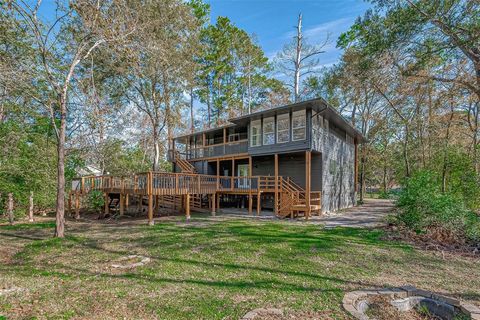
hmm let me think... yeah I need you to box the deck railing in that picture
[71,172,279,196]
[169,139,249,161]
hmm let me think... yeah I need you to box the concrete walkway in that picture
[313,198,395,228]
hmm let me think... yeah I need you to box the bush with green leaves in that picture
[396,170,480,244]
[87,190,105,213]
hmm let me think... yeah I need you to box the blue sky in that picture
[208,0,371,68]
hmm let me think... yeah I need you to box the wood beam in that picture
[148,194,154,225]
[256,192,261,216]
[104,193,109,218]
[248,192,253,215]
[186,194,190,221]
[305,151,311,220]
[274,154,279,215]
[211,193,216,216]
[119,194,125,216]
[75,193,80,219]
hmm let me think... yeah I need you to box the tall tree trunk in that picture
[28,191,34,222]
[441,103,455,193]
[55,103,66,238]
[294,13,302,102]
[403,123,411,177]
[8,193,14,225]
[190,87,195,133]
[153,129,160,171]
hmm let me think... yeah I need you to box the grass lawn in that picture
[0,216,479,319]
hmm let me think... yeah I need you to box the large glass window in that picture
[277,113,290,143]
[263,117,275,145]
[250,120,261,147]
[292,110,306,141]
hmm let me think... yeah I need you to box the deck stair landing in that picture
[277,178,321,218]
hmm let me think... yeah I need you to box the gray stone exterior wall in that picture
[312,114,356,212]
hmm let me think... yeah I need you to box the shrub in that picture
[87,190,105,213]
[396,170,480,244]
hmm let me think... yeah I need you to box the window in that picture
[263,117,275,145]
[292,110,306,141]
[277,113,290,143]
[250,120,261,147]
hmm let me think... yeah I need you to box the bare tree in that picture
[7,0,138,237]
[275,13,329,102]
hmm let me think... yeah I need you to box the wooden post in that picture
[211,193,216,216]
[125,194,129,209]
[216,159,220,190]
[7,193,14,225]
[104,193,110,218]
[120,194,125,216]
[75,193,80,220]
[248,192,253,215]
[217,193,220,212]
[305,151,311,220]
[148,172,154,225]
[67,193,72,217]
[186,193,190,221]
[256,192,261,216]
[231,158,235,191]
[274,154,279,215]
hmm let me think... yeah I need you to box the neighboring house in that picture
[170,98,366,213]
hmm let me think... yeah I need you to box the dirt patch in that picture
[242,308,347,320]
[366,295,438,320]
[111,255,151,269]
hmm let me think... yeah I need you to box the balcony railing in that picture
[170,139,248,161]
[71,172,278,196]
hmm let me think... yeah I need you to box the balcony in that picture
[172,139,248,161]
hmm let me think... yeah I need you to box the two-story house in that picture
[170,97,366,215]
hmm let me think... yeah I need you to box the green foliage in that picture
[87,190,105,213]
[397,170,480,244]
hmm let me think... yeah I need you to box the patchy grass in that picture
[0,217,479,319]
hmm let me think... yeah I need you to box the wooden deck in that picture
[70,171,321,223]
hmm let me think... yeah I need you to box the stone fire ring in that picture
[343,286,480,320]
[111,255,151,269]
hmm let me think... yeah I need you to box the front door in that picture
[238,164,249,188]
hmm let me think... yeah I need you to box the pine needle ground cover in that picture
[0,218,479,319]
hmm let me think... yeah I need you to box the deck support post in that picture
[211,193,216,216]
[75,193,80,219]
[274,154,279,215]
[67,193,72,216]
[217,193,220,212]
[148,194,154,225]
[104,193,109,217]
[256,192,261,216]
[119,194,125,216]
[125,194,129,209]
[305,151,311,220]
[248,192,253,215]
[148,171,154,225]
[212,192,217,217]
[186,193,190,221]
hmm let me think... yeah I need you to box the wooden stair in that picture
[276,178,321,219]
[173,150,197,173]
[158,194,203,212]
